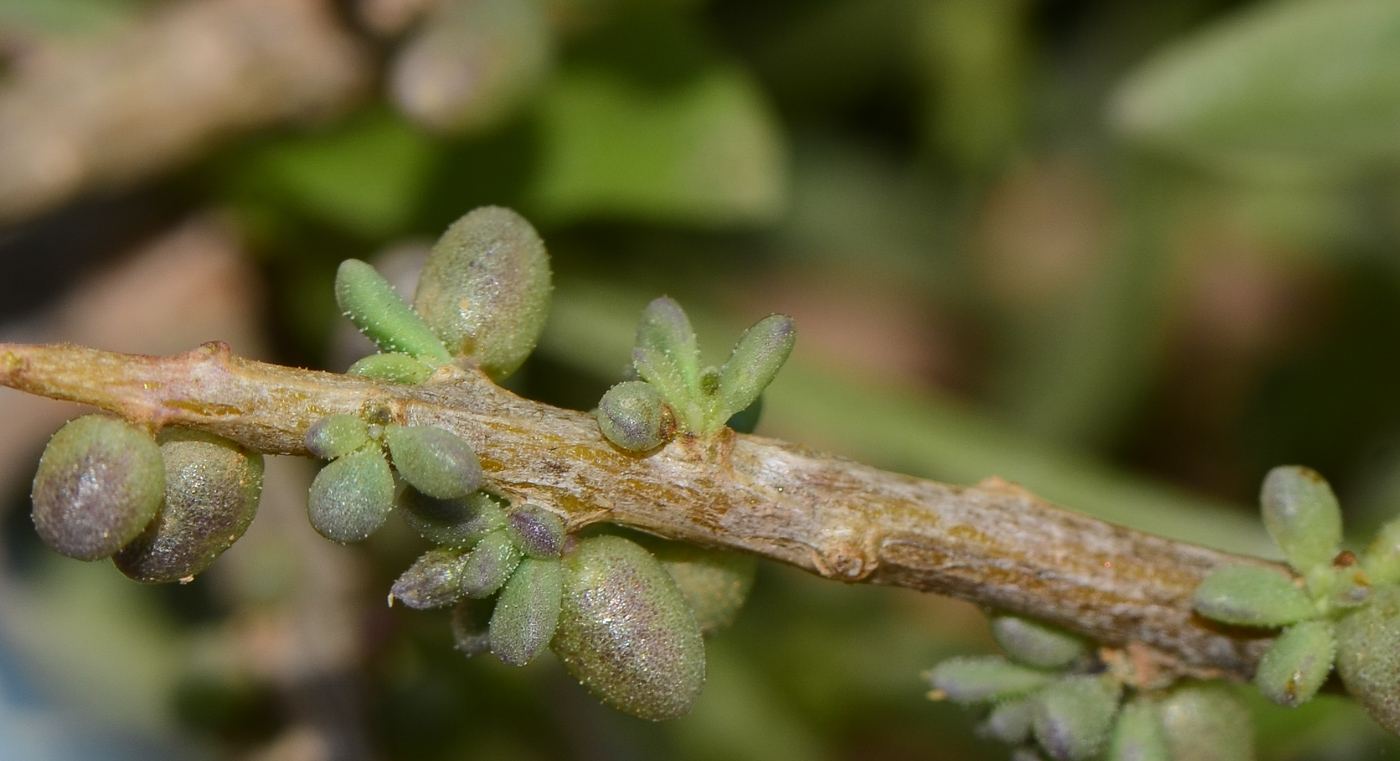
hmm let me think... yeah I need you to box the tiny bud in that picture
[461,530,523,598]
[307,448,395,543]
[1336,584,1400,734]
[551,535,705,721]
[1032,675,1121,761]
[506,504,566,559]
[384,424,482,499]
[31,415,165,561]
[347,352,434,384]
[1157,684,1253,761]
[489,557,564,666]
[398,488,507,547]
[632,297,703,431]
[1192,565,1315,627]
[115,430,264,583]
[713,315,795,429]
[980,698,1034,744]
[336,259,452,364]
[1261,466,1343,575]
[646,539,757,633]
[928,656,1055,704]
[452,598,494,657]
[990,616,1088,670]
[1106,700,1169,761]
[304,415,372,460]
[596,381,672,452]
[1255,619,1335,708]
[413,206,552,380]
[390,549,469,609]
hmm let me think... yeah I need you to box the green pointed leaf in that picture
[307,448,395,543]
[928,656,1055,704]
[712,315,795,430]
[1032,675,1121,761]
[335,259,452,364]
[31,415,165,561]
[461,529,524,598]
[489,557,564,666]
[1110,0,1400,177]
[1192,565,1314,627]
[1158,684,1253,761]
[1255,619,1335,708]
[1260,465,1342,575]
[632,297,704,430]
[347,353,435,384]
[990,615,1088,670]
[1106,700,1169,761]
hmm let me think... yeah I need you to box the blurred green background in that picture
[3,0,1400,758]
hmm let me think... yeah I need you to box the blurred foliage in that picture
[10,0,1400,758]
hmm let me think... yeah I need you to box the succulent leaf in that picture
[990,615,1089,669]
[505,504,566,559]
[712,314,795,428]
[31,415,165,561]
[1335,584,1400,734]
[114,429,264,583]
[632,296,703,430]
[384,424,482,499]
[1255,619,1335,707]
[398,488,507,547]
[644,539,758,633]
[980,697,1035,744]
[490,557,564,666]
[1031,675,1121,761]
[390,548,469,609]
[551,535,706,721]
[596,380,672,452]
[335,259,452,364]
[1364,516,1400,586]
[304,415,372,460]
[461,529,524,598]
[1192,565,1315,627]
[928,656,1056,704]
[347,352,434,384]
[1260,465,1343,575]
[1106,700,1169,761]
[1157,684,1254,761]
[306,448,395,543]
[412,206,552,380]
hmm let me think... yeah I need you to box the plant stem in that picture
[0,341,1276,681]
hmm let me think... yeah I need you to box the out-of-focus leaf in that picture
[529,67,788,227]
[1111,0,1400,177]
[0,0,148,38]
[231,110,441,240]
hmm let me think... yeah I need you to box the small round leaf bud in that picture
[646,540,757,633]
[928,656,1055,704]
[1106,700,1169,761]
[1336,584,1400,734]
[452,598,494,657]
[335,259,452,365]
[347,353,434,384]
[461,529,523,598]
[506,505,566,559]
[489,557,564,666]
[1261,466,1343,575]
[384,424,482,499]
[1192,565,1315,627]
[990,616,1088,670]
[31,415,165,561]
[1157,684,1253,761]
[1032,675,1121,761]
[307,448,395,543]
[1255,619,1335,708]
[390,549,469,609]
[413,206,552,380]
[980,698,1034,744]
[114,430,264,583]
[597,381,672,452]
[713,314,795,429]
[399,488,507,547]
[304,415,372,461]
[551,535,706,721]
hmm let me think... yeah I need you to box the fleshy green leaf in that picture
[489,557,564,666]
[347,353,435,384]
[390,549,469,610]
[461,530,524,598]
[597,380,673,452]
[645,539,758,633]
[1192,565,1315,627]
[306,448,395,543]
[1106,700,1169,761]
[1259,465,1342,575]
[980,697,1034,744]
[712,315,795,429]
[398,488,508,548]
[383,424,482,499]
[928,656,1055,704]
[335,259,452,364]
[303,415,372,460]
[1032,675,1121,761]
[990,615,1088,670]
[1157,684,1254,761]
[1255,619,1335,708]
[1335,584,1400,734]
[505,504,566,559]
[632,296,703,430]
